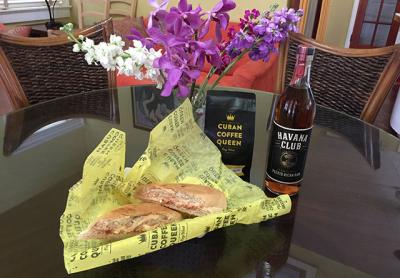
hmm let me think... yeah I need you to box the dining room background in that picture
[0,0,373,48]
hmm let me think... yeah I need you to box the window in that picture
[0,0,71,24]
[2,0,45,9]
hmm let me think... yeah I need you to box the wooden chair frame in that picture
[276,32,400,123]
[0,18,116,111]
[109,0,138,18]
[78,0,138,29]
[78,0,110,30]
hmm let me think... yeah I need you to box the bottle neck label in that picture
[266,121,312,184]
[290,56,313,87]
[294,61,305,80]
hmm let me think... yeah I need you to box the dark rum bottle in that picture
[265,45,316,196]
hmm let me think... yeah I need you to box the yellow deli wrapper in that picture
[60,99,291,274]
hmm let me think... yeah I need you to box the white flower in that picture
[60,22,73,32]
[110,35,125,48]
[84,49,96,65]
[93,42,115,70]
[126,47,147,65]
[70,34,165,87]
[81,38,95,51]
[72,43,81,52]
[116,56,125,68]
[119,59,144,79]
[145,68,159,80]
[145,68,163,88]
[117,57,133,76]
[149,48,162,59]
[133,40,144,48]
[110,44,124,57]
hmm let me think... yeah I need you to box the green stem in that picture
[160,71,166,83]
[188,32,199,101]
[120,53,130,59]
[199,66,217,95]
[198,48,229,94]
[189,81,196,101]
[191,67,216,110]
[69,34,82,46]
[209,49,249,90]
[63,29,82,47]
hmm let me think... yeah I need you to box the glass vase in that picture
[172,86,208,129]
[189,87,208,129]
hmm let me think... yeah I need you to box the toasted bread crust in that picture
[136,183,227,216]
[99,203,181,219]
[78,203,182,240]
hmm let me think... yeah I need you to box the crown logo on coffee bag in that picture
[226,114,235,121]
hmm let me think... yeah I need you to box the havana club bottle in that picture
[265,45,316,196]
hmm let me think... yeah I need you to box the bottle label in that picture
[266,121,312,184]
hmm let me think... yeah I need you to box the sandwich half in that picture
[78,203,183,240]
[136,183,227,216]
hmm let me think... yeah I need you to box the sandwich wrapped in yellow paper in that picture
[59,99,291,273]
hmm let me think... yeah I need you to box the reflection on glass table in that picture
[132,86,177,131]
[3,89,119,156]
[0,86,399,278]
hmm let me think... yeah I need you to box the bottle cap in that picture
[297,45,315,61]
[297,45,315,55]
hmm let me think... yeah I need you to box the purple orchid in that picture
[155,53,201,97]
[128,0,231,97]
[148,18,221,96]
[170,0,203,30]
[147,0,169,28]
[125,1,302,98]
[200,0,236,41]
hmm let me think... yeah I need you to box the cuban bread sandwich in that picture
[78,203,183,240]
[136,183,227,216]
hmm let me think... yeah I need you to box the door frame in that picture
[387,1,400,45]
[315,0,331,41]
[290,0,331,39]
[345,0,361,47]
[297,0,309,34]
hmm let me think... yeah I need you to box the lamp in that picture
[45,0,63,30]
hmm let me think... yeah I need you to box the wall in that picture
[70,0,288,26]
[323,0,355,47]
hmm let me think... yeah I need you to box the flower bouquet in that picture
[61,0,303,110]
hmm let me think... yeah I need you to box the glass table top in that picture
[0,85,399,278]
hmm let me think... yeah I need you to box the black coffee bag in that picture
[204,90,256,181]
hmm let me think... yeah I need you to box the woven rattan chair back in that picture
[277,33,400,124]
[0,18,116,110]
